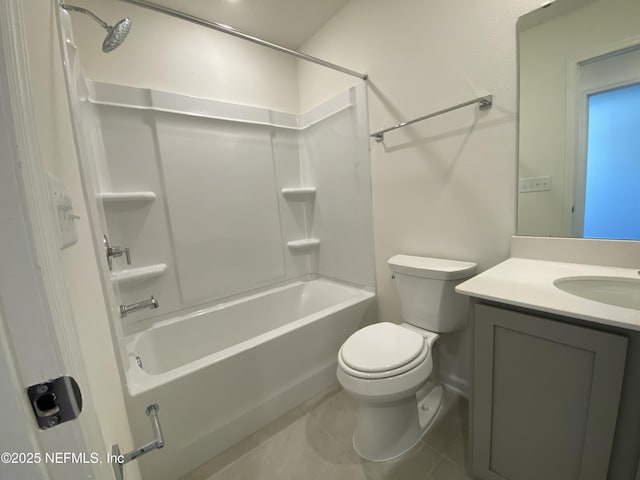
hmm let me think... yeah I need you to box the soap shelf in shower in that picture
[287,239,320,251]
[112,263,168,286]
[281,187,316,200]
[98,191,157,204]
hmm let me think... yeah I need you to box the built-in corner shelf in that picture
[281,187,316,200]
[112,263,168,286]
[98,191,157,204]
[287,239,320,251]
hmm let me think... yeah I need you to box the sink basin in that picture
[554,276,640,310]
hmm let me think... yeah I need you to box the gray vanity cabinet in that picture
[472,303,627,480]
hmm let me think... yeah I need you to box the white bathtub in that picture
[124,278,375,480]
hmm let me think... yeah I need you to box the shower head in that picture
[60,3,131,53]
[102,17,132,52]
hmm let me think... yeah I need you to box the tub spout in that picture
[120,296,159,318]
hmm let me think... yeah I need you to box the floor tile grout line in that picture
[305,391,355,456]
[441,436,468,471]
[258,403,372,480]
[427,455,473,480]
[306,410,374,479]
[306,391,460,480]
[206,408,315,480]
[204,390,345,479]
[192,387,470,480]
[303,393,381,480]
[424,453,446,480]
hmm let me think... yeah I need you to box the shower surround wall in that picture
[89,81,374,325]
[61,54,375,480]
[60,4,375,478]
[80,82,375,480]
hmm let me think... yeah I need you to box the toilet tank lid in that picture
[388,255,477,280]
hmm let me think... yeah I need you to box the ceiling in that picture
[144,0,350,49]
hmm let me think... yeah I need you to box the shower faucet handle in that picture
[103,234,132,271]
[111,245,131,264]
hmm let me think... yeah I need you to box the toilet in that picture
[337,254,476,461]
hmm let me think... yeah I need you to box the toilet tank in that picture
[388,255,477,333]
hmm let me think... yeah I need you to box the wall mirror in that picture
[516,0,640,240]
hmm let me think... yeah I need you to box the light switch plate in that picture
[519,175,552,193]
[46,173,79,249]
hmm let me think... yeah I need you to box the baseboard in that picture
[439,373,470,398]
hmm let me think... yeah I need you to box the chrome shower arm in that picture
[60,4,110,31]
[60,2,132,52]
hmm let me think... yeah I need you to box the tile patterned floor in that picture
[181,385,471,480]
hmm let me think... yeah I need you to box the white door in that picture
[0,2,110,479]
[572,45,640,237]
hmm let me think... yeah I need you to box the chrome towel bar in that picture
[371,94,493,143]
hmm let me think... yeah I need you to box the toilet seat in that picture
[339,322,430,380]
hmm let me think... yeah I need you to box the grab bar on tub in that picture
[112,404,164,480]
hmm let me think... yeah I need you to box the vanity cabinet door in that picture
[473,303,627,480]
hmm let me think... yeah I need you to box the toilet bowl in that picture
[338,322,443,461]
[337,255,476,461]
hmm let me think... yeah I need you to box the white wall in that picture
[36,0,548,394]
[297,0,542,389]
[517,0,640,237]
[21,1,141,478]
[66,0,300,113]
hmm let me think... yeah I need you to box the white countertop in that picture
[456,257,640,331]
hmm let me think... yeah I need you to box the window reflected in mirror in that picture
[584,82,640,240]
[516,0,640,240]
